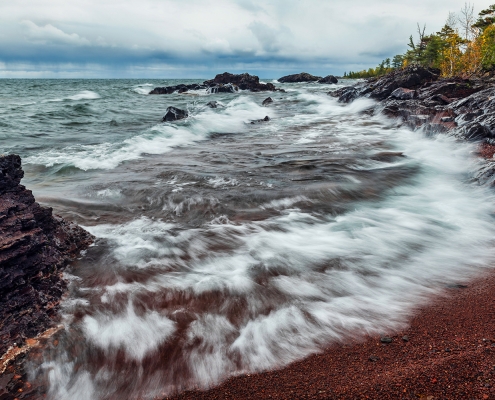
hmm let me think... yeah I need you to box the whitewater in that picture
[1,78,494,399]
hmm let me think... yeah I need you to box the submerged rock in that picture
[0,155,93,357]
[251,116,270,124]
[262,97,273,106]
[206,101,219,108]
[318,75,338,84]
[278,72,322,83]
[162,106,188,122]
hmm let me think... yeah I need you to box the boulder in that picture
[162,106,188,122]
[318,75,338,84]
[278,72,322,83]
[262,97,273,106]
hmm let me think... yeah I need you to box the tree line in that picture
[344,3,495,79]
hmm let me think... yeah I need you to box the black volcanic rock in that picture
[0,155,93,357]
[162,106,188,122]
[318,75,338,84]
[278,72,322,83]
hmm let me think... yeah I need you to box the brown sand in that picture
[167,273,495,400]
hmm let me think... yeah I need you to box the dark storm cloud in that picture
[0,0,494,77]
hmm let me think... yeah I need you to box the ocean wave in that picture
[26,96,273,170]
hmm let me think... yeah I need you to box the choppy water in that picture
[1,78,495,399]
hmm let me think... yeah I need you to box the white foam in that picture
[207,177,238,188]
[26,96,272,170]
[67,90,100,101]
[83,302,176,361]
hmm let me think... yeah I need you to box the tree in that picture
[474,4,495,30]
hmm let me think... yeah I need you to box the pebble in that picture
[380,337,393,344]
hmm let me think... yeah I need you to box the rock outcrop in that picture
[278,72,322,83]
[0,155,93,357]
[330,66,495,143]
[150,72,276,95]
[203,72,276,92]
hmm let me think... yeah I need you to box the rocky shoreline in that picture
[0,154,93,392]
[331,66,495,143]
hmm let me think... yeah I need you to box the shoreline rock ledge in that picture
[0,154,93,358]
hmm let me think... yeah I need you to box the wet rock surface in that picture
[330,66,495,143]
[278,72,322,83]
[162,106,189,122]
[0,155,93,358]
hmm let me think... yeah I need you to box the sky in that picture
[0,0,493,78]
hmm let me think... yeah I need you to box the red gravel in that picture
[167,273,495,400]
[479,143,495,159]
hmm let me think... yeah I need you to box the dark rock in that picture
[390,88,417,100]
[278,72,322,83]
[461,122,491,141]
[206,101,219,109]
[380,337,393,344]
[203,72,276,92]
[262,97,273,106]
[0,155,93,357]
[318,75,338,84]
[369,355,380,362]
[207,83,238,94]
[162,106,188,122]
[329,87,359,103]
[150,83,206,95]
[357,66,440,101]
[402,336,409,342]
[251,116,270,124]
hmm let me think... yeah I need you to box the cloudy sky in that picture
[0,0,493,78]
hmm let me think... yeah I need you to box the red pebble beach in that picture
[168,272,495,400]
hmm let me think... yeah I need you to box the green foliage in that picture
[345,4,495,79]
[474,4,495,30]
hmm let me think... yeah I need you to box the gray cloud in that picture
[1,0,494,77]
